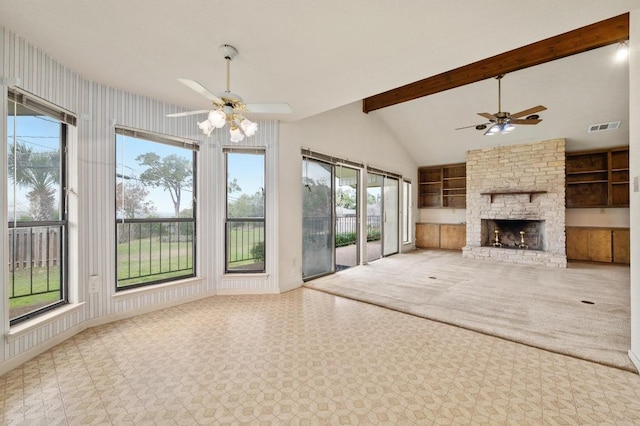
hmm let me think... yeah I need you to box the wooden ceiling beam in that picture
[362,13,629,113]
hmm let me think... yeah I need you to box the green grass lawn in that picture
[227,226,264,268]
[117,236,194,287]
[9,266,62,311]
[12,228,265,306]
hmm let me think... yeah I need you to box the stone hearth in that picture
[463,139,567,267]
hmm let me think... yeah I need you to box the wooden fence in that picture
[8,227,60,270]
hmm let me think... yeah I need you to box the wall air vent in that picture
[588,121,621,133]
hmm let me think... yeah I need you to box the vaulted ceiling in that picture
[1,1,638,165]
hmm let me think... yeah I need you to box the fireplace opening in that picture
[481,219,545,250]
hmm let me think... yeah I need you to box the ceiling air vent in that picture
[588,121,621,133]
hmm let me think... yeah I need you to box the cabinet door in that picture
[566,228,588,261]
[440,224,466,250]
[415,224,439,248]
[612,229,630,264]
[587,229,612,263]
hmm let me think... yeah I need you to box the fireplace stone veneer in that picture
[463,139,567,267]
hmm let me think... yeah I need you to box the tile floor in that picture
[2,288,640,425]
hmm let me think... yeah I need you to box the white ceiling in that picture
[1,0,638,165]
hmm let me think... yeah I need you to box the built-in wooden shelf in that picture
[480,190,548,203]
[566,146,629,207]
[418,163,466,208]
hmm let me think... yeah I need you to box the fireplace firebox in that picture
[481,219,545,251]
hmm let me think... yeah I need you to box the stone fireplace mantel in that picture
[480,190,548,203]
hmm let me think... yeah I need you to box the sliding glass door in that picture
[335,165,359,270]
[366,173,383,262]
[383,176,399,256]
[302,159,334,279]
[366,172,399,261]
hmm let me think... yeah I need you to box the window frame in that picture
[114,127,198,291]
[7,89,70,325]
[402,179,412,244]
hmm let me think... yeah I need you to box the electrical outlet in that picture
[89,275,100,294]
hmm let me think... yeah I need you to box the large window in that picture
[115,128,197,289]
[7,90,73,324]
[225,149,265,273]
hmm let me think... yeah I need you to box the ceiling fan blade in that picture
[166,109,209,118]
[245,102,293,114]
[177,78,224,105]
[477,112,497,121]
[455,123,488,130]
[511,118,542,125]
[510,105,547,119]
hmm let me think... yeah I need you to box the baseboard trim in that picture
[628,350,640,375]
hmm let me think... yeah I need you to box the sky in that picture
[7,114,62,220]
[8,110,267,220]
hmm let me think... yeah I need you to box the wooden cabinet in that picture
[565,227,630,264]
[415,223,440,248]
[440,224,466,250]
[418,163,466,208]
[416,223,466,250]
[613,228,630,264]
[566,146,629,208]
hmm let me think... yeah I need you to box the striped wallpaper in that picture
[1,27,280,371]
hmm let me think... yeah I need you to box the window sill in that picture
[6,302,85,342]
[113,276,203,301]
[221,273,269,280]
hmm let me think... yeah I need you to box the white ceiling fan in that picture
[168,44,292,142]
[455,74,547,135]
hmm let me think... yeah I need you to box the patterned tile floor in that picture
[2,288,640,425]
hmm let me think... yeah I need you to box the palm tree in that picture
[8,142,60,221]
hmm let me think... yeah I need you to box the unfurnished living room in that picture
[1,1,640,425]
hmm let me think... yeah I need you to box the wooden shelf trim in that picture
[567,169,608,174]
[481,190,548,203]
[566,180,608,185]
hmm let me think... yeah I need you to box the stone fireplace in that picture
[463,139,567,267]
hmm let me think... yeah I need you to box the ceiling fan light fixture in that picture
[229,125,245,143]
[208,109,227,128]
[485,125,500,135]
[240,118,258,137]
[197,119,215,136]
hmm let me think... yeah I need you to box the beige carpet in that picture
[304,249,635,372]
